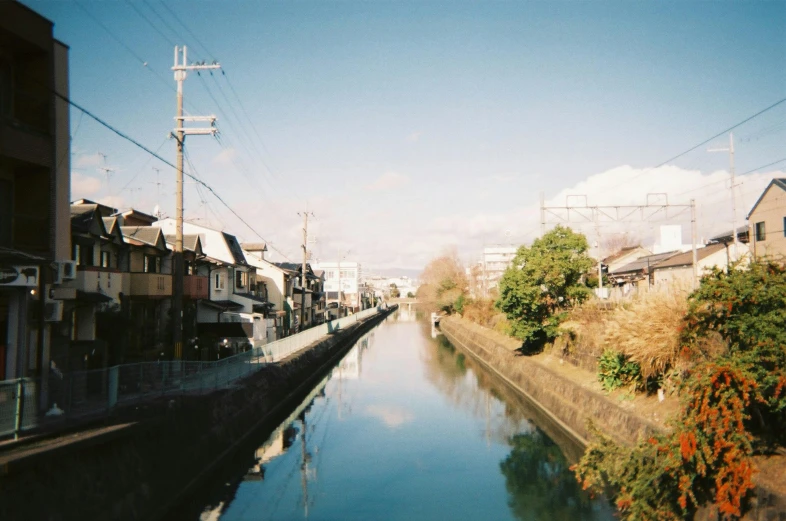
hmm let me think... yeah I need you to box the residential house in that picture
[602,246,651,274]
[163,234,207,352]
[120,225,172,360]
[62,200,129,370]
[1,1,71,383]
[747,178,786,261]
[274,262,325,330]
[244,251,294,338]
[651,243,749,288]
[608,251,680,295]
[154,219,268,354]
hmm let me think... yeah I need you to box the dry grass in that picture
[603,290,689,379]
[461,298,511,335]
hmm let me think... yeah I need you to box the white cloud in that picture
[71,171,103,199]
[364,404,414,428]
[73,153,103,170]
[212,147,238,168]
[406,131,422,143]
[365,171,410,192]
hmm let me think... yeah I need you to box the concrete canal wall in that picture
[0,306,396,521]
[439,316,786,520]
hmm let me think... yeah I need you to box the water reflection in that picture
[183,313,612,521]
[501,430,607,521]
[423,321,612,520]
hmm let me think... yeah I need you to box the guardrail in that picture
[0,306,386,440]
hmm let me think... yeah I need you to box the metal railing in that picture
[0,306,385,439]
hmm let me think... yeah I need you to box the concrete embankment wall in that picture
[0,307,395,521]
[440,316,661,447]
[440,316,786,521]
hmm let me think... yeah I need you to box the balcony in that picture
[72,267,129,302]
[184,275,209,299]
[129,273,172,298]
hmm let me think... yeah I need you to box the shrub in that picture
[597,349,644,392]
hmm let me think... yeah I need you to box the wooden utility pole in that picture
[172,45,219,360]
[299,209,313,330]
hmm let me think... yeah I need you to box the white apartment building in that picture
[483,245,517,291]
[311,261,362,310]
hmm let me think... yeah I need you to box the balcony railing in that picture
[129,273,172,297]
[183,275,209,299]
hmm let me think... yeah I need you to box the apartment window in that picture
[214,273,225,290]
[100,251,111,268]
[144,254,160,273]
[755,221,766,242]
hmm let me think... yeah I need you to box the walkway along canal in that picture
[175,309,614,521]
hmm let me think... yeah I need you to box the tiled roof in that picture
[121,226,166,249]
[611,251,680,274]
[164,234,201,253]
[652,243,727,270]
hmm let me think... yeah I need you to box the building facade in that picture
[1,2,71,381]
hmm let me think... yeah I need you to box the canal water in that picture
[180,309,614,521]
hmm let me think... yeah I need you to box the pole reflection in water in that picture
[184,311,613,521]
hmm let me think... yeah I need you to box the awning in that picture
[201,300,244,310]
[76,290,113,303]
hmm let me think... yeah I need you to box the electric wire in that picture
[124,0,177,47]
[55,90,293,261]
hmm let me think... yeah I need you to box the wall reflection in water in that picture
[423,324,613,521]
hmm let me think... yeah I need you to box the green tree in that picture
[496,226,594,347]
[389,283,401,298]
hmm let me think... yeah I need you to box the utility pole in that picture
[299,209,313,331]
[337,249,341,318]
[691,199,698,288]
[171,45,219,360]
[708,132,738,258]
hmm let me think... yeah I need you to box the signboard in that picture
[0,265,40,287]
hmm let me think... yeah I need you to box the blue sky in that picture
[22,0,786,271]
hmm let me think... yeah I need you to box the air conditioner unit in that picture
[44,301,64,322]
[55,260,77,283]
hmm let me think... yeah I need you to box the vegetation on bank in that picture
[574,262,786,520]
[419,229,786,519]
[496,225,595,348]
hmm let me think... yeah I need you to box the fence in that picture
[0,306,385,440]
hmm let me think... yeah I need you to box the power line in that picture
[652,96,786,171]
[738,157,786,177]
[55,91,289,260]
[124,0,177,47]
[159,1,215,60]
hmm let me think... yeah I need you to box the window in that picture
[100,251,111,268]
[235,270,247,290]
[0,179,11,247]
[144,254,160,273]
[214,273,225,290]
[783,217,786,238]
[75,244,94,266]
[755,221,766,242]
